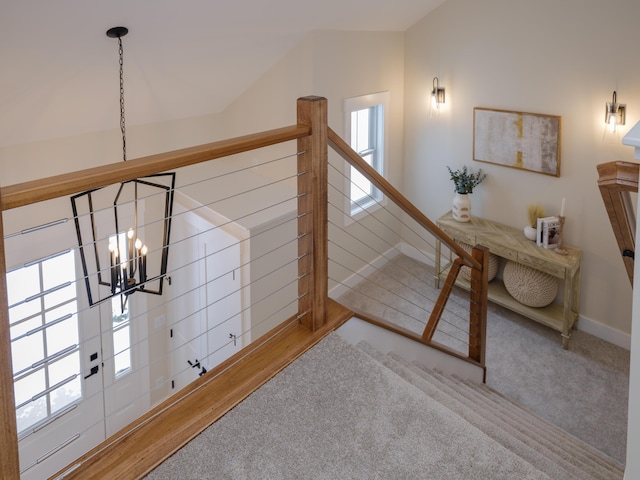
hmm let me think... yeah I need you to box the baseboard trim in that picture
[330,241,632,351]
[397,242,436,264]
[577,315,631,350]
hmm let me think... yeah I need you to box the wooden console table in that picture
[435,212,582,348]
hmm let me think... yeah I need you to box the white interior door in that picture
[166,201,244,394]
[166,208,208,394]
[203,233,243,368]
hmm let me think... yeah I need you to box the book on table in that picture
[536,215,560,249]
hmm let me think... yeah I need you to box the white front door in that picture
[100,291,151,438]
[10,250,106,479]
[11,248,151,479]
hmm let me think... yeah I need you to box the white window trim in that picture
[343,91,390,226]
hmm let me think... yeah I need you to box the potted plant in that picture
[447,166,487,222]
[447,165,487,194]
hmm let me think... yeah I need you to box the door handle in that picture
[84,365,99,379]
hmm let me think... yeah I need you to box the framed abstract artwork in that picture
[473,108,561,177]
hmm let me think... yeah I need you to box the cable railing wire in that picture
[59,171,301,302]
[328,161,438,261]
[175,150,302,195]
[53,309,309,479]
[328,163,484,313]
[327,162,484,348]
[122,249,305,380]
[90,238,303,407]
[327,198,474,330]
[6,159,308,442]
[328,240,434,317]
[4,169,303,319]
[327,271,470,348]
[12,229,306,446]
[327,250,472,345]
[5,210,299,383]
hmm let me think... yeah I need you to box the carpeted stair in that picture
[147,333,624,479]
[355,340,624,480]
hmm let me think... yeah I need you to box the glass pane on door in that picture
[8,251,81,433]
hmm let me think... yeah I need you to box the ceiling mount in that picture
[106,26,128,38]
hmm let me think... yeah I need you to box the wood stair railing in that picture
[597,161,639,286]
[328,128,489,367]
[0,96,489,479]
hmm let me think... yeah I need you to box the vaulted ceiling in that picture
[0,0,446,147]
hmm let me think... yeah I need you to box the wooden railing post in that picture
[469,245,489,365]
[597,161,639,286]
[297,96,329,331]
[0,191,20,478]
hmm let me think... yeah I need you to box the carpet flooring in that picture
[147,254,629,477]
[337,254,630,465]
[147,334,557,479]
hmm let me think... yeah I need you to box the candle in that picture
[135,238,142,276]
[127,228,135,274]
[560,198,566,218]
[141,245,148,283]
[109,242,118,294]
[121,263,127,291]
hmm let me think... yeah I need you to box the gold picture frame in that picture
[473,107,561,177]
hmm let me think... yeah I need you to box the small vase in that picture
[452,193,471,222]
[523,225,537,241]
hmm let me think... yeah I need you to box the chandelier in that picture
[71,27,175,310]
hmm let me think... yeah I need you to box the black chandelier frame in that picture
[71,173,176,308]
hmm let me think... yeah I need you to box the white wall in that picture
[403,0,640,344]
[221,30,407,294]
[627,192,640,477]
[222,30,405,186]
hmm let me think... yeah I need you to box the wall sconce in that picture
[605,90,626,133]
[430,77,446,117]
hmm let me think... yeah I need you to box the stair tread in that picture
[425,366,624,477]
[355,341,623,480]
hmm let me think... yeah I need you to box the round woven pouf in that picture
[458,242,499,282]
[503,260,558,308]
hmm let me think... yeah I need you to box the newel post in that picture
[469,245,489,366]
[0,190,20,478]
[297,96,329,331]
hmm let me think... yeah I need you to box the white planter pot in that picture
[523,225,537,241]
[452,193,471,222]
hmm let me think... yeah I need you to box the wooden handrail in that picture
[0,122,311,480]
[597,161,639,286]
[327,128,481,271]
[327,127,488,364]
[1,124,310,211]
[0,97,489,479]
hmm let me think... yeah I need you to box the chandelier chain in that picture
[118,36,126,162]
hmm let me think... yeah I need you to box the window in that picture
[8,251,81,433]
[344,91,389,218]
[110,233,132,378]
[111,297,132,377]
